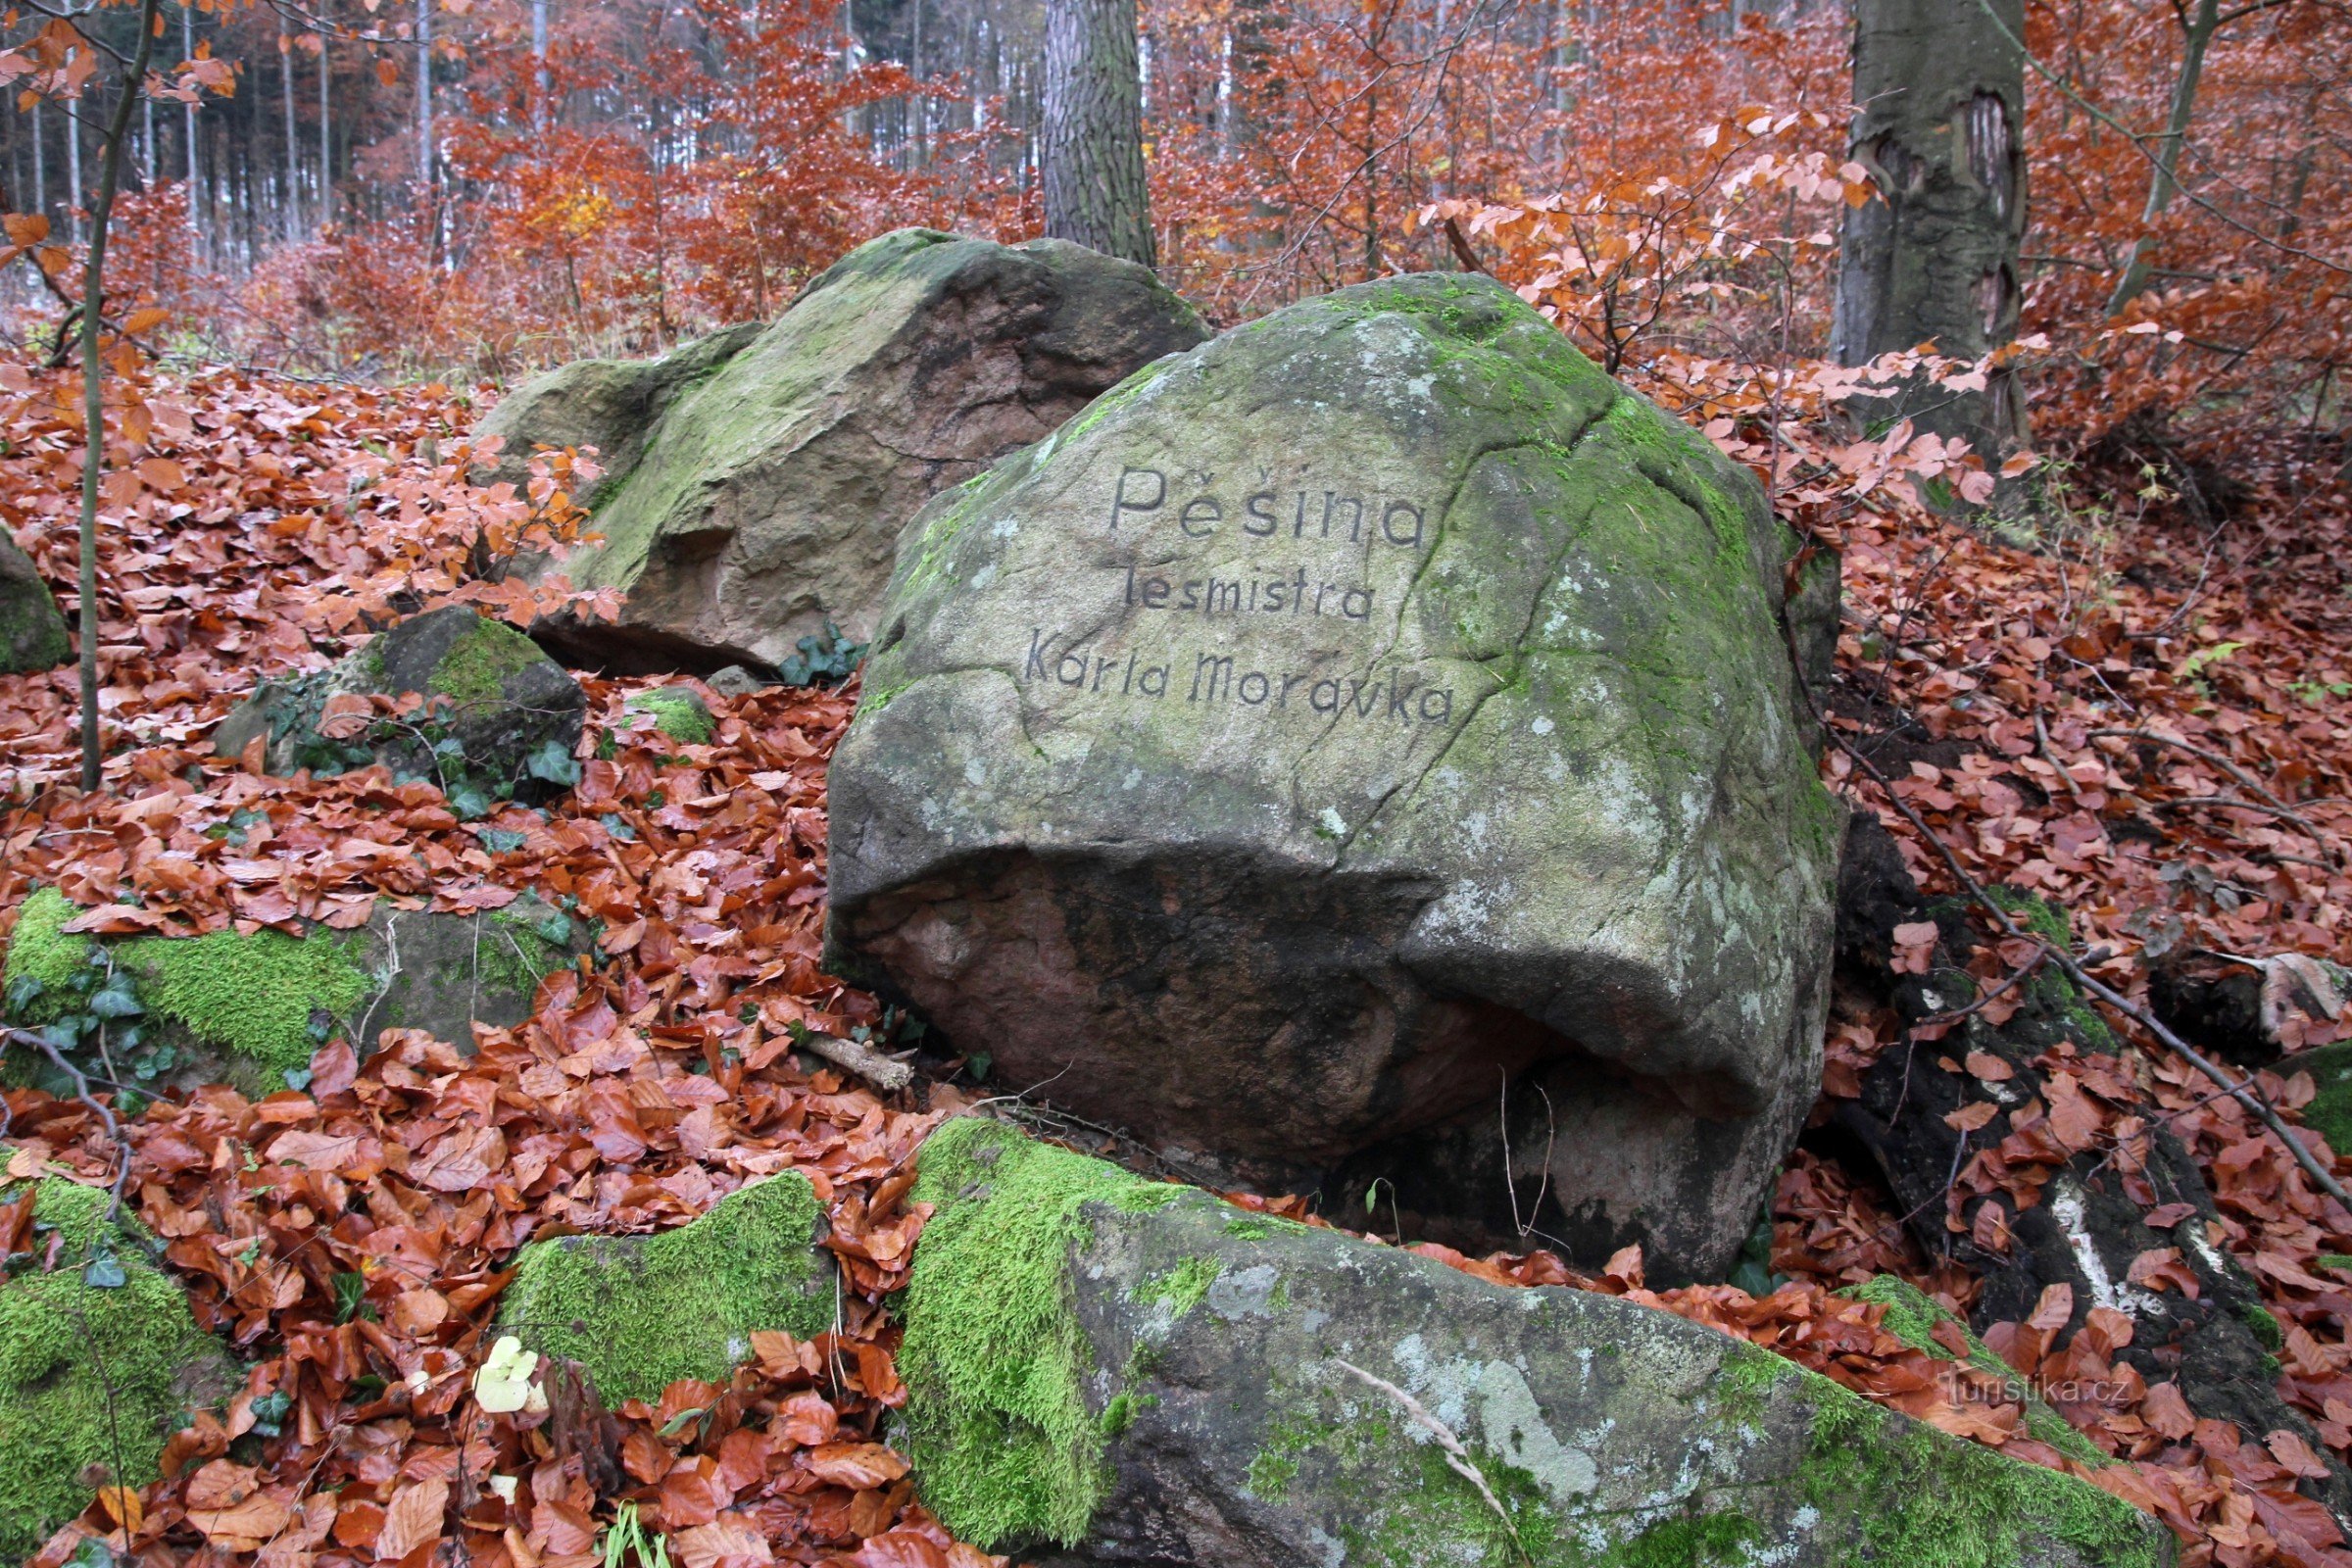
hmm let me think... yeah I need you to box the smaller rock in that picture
[215,606,586,808]
[497,1173,834,1403]
[895,1118,2174,1568]
[0,1180,238,1562]
[0,528,69,675]
[3,886,590,1094]
[705,664,770,698]
[623,686,714,746]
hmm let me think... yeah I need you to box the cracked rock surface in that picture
[528,227,1207,673]
[825,272,1842,1279]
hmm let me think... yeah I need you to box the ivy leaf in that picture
[81,1251,127,1289]
[524,739,582,787]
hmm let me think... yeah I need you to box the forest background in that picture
[2,0,2352,1565]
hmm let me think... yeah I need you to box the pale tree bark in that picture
[280,31,300,239]
[2106,0,2217,315]
[1833,0,2029,459]
[1041,0,1155,268]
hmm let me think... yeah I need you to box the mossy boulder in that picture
[827,271,1841,1280]
[472,322,765,506]
[623,686,714,746]
[2291,1040,2352,1156]
[896,1120,2173,1568]
[0,527,69,676]
[0,1181,237,1563]
[3,885,589,1095]
[496,1173,833,1403]
[213,606,586,808]
[529,228,1208,674]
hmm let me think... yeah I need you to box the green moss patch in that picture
[897,1117,1184,1549]
[623,688,714,746]
[1842,1275,2109,1466]
[0,1181,235,1562]
[1800,1371,2163,1568]
[428,616,548,704]
[498,1173,831,1403]
[4,887,374,1082]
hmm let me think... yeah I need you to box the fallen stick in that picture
[800,1031,914,1093]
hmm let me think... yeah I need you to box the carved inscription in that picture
[1007,461,1457,729]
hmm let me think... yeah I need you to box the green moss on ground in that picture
[1800,1371,2165,1568]
[3,887,375,1079]
[427,616,547,704]
[623,688,714,745]
[897,1116,1184,1550]
[0,1181,233,1562]
[498,1172,830,1403]
[1842,1275,2110,1466]
[2293,1042,2352,1155]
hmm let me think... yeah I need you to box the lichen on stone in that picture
[896,1116,1184,1549]
[0,1181,235,1562]
[497,1172,830,1403]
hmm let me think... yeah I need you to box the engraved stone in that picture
[825,273,1842,1280]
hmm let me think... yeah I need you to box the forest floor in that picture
[3,365,2352,1567]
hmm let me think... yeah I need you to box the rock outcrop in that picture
[0,1181,238,1562]
[214,606,586,808]
[496,1172,833,1403]
[893,1119,2175,1568]
[471,322,764,504]
[0,527,68,675]
[826,272,1841,1280]
[524,228,1208,673]
[2,884,589,1093]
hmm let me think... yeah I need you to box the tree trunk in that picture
[281,32,300,240]
[1041,0,1154,268]
[1832,0,2029,460]
[2106,0,2218,316]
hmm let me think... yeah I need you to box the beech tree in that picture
[1041,0,1154,267]
[1832,0,2029,460]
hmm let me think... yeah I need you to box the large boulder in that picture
[0,1181,238,1562]
[3,884,590,1094]
[825,272,1841,1280]
[895,1120,2174,1568]
[496,1172,834,1404]
[214,606,586,809]
[0,527,68,675]
[470,322,765,504]
[528,228,1209,673]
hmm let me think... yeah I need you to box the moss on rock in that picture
[1842,1274,2110,1466]
[623,687,714,746]
[898,1117,1183,1548]
[0,1181,236,1562]
[427,615,551,705]
[4,886,373,1082]
[498,1173,832,1403]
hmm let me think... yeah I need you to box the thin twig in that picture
[1332,1359,1533,1566]
[1,1023,131,1224]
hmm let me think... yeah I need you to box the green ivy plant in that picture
[774,620,866,688]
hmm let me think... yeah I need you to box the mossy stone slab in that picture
[496,1173,834,1403]
[0,1181,237,1562]
[213,606,585,804]
[3,886,588,1095]
[827,272,1841,1279]
[896,1120,2174,1568]
[0,527,68,676]
[535,228,1208,673]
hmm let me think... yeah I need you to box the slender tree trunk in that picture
[182,2,201,258]
[319,3,332,226]
[66,87,82,244]
[2106,0,2217,315]
[532,0,548,134]
[76,0,164,792]
[1041,0,1154,267]
[1833,0,2029,459]
[416,0,433,190]
[281,31,300,240]
[31,99,46,231]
